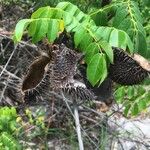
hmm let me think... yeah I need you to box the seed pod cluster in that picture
[22,44,93,103]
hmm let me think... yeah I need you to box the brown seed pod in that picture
[22,53,51,91]
[108,47,150,85]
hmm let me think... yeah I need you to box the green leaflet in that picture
[31,6,50,18]
[31,6,63,19]
[131,1,143,24]
[84,43,99,64]
[113,5,128,27]
[100,41,113,63]
[118,18,132,31]
[94,27,113,42]
[13,19,31,43]
[114,86,126,103]
[47,20,60,43]
[74,26,86,48]
[31,19,48,43]
[92,11,108,26]
[127,86,135,99]
[109,29,133,52]
[124,103,131,117]
[138,99,147,111]
[135,31,147,55]
[87,53,107,86]
[79,33,93,51]
[131,103,139,116]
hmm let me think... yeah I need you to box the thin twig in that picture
[0,66,22,80]
[0,34,38,50]
[0,44,18,77]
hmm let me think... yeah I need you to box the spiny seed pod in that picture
[62,80,96,102]
[108,47,150,85]
[50,43,83,90]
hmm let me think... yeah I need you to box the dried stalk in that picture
[61,91,84,150]
[73,99,84,150]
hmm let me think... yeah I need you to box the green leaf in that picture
[115,86,126,103]
[137,86,145,95]
[143,0,150,7]
[109,29,127,48]
[79,32,93,51]
[138,99,147,111]
[135,31,147,57]
[131,103,139,116]
[109,29,119,47]
[31,6,50,19]
[126,35,134,53]
[13,1,134,57]
[131,1,143,23]
[31,19,48,43]
[118,18,131,31]
[13,19,31,42]
[61,2,78,17]
[65,17,78,31]
[74,26,86,48]
[63,13,72,26]
[95,27,113,41]
[127,86,135,99]
[124,104,131,117]
[87,53,107,86]
[31,7,63,19]
[47,19,59,43]
[92,11,107,26]
[100,41,113,63]
[85,43,99,64]
[118,31,127,49]
[113,6,128,27]
[99,54,107,85]
[28,20,37,37]
[136,22,146,37]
